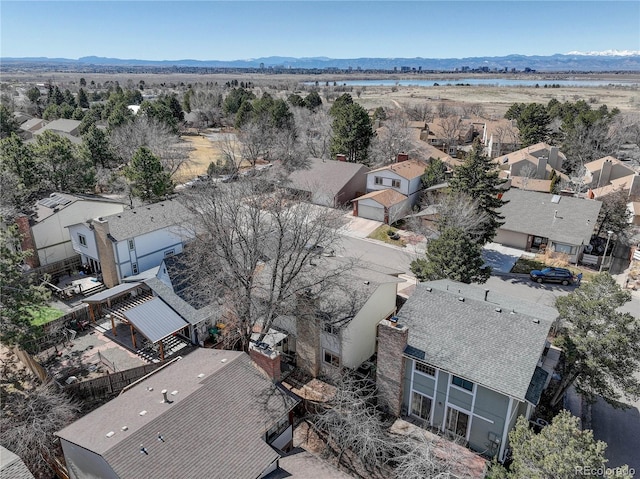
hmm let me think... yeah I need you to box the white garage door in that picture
[357,204,385,222]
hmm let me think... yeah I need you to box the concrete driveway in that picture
[337,212,382,239]
[482,243,534,274]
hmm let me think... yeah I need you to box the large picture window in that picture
[410,391,432,422]
[446,407,469,438]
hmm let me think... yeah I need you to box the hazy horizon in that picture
[1,1,638,61]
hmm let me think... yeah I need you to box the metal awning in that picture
[123,298,188,343]
[82,282,142,303]
[251,328,287,348]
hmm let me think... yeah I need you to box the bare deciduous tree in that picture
[461,103,485,118]
[436,102,457,119]
[109,116,192,178]
[292,107,333,161]
[179,179,348,351]
[438,116,463,153]
[491,124,520,157]
[369,114,417,166]
[518,163,538,190]
[405,102,434,123]
[1,358,79,478]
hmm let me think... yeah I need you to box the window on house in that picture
[374,176,383,185]
[415,362,436,377]
[266,417,290,443]
[164,249,175,257]
[552,243,575,255]
[78,234,87,247]
[452,375,474,391]
[446,407,470,438]
[128,239,135,250]
[323,322,339,335]
[410,391,432,422]
[391,179,401,188]
[132,263,139,275]
[323,350,340,368]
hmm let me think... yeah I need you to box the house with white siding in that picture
[67,199,194,287]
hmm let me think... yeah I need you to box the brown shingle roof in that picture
[355,189,407,207]
[369,159,428,180]
[57,350,298,479]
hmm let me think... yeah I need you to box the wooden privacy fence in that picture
[13,346,49,382]
[25,255,82,281]
[22,305,91,355]
[64,361,169,400]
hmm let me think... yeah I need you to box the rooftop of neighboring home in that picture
[507,176,553,193]
[0,446,35,479]
[494,142,565,167]
[32,192,124,223]
[590,174,640,199]
[498,188,602,245]
[33,118,81,135]
[56,349,298,479]
[584,155,632,173]
[425,117,474,139]
[96,199,192,241]
[481,117,520,140]
[273,157,369,197]
[369,159,428,180]
[398,280,556,403]
[19,117,44,132]
[355,188,407,207]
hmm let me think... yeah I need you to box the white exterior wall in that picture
[32,201,123,266]
[60,439,119,479]
[341,282,397,369]
[367,171,409,195]
[68,223,100,262]
[115,227,191,281]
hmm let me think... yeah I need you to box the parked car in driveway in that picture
[529,267,575,285]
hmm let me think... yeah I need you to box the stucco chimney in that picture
[92,217,119,288]
[548,146,560,170]
[598,159,613,188]
[396,152,409,163]
[15,215,40,268]
[376,319,408,417]
[537,156,547,179]
[336,154,347,162]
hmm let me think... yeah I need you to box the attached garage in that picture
[353,189,409,224]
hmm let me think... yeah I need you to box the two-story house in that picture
[56,348,299,479]
[67,199,194,287]
[352,155,428,224]
[14,192,125,269]
[376,280,559,462]
[494,143,566,180]
[270,258,404,378]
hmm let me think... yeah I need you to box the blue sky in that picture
[1,1,638,60]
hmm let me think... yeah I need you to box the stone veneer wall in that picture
[376,319,408,416]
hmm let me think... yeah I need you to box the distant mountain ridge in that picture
[2,54,640,71]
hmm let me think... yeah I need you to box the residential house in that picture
[18,117,45,139]
[494,143,565,180]
[0,446,36,479]
[33,118,81,137]
[494,189,602,263]
[273,157,369,207]
[480,118,520,159]
[376,280,558,461]
[585,156,640,200]
[56,348,299,479]
[352,155,428,224]
[422,118,475,157]
[144,253,223,347]
[67,199,194,288]
[271,258,404,378]
[15,193,125,269]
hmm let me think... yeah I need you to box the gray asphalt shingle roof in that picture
[123,297,188,343]
[498,189,601,246]
[104,199,192,241]
[144,277,220,326]
[397,281,555,402]
[57,350,298,479]
[0,446,35,479]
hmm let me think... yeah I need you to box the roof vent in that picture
[139,410,148,416]
[106,431,115,438]
[140,444,148,455]
[363,281,370,285]
[161,390,173,404]
[510,309,515,314]
[121,426,128,431]
[157,433,165,442]
[425,287,432,292]
[147,387,153,391]
[458,297,464,302]
[171,390,178,396]
[495,307,502,313]
[221,358,227,363]
[532,318,540,324]
[197,373,205,378]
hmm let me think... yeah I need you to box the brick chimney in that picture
[15,215,40,268]
[249,343,281,381]
[396,152,409,163]
[336,154,347,162]
[92,217,119,288]
[376,318,408,417]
